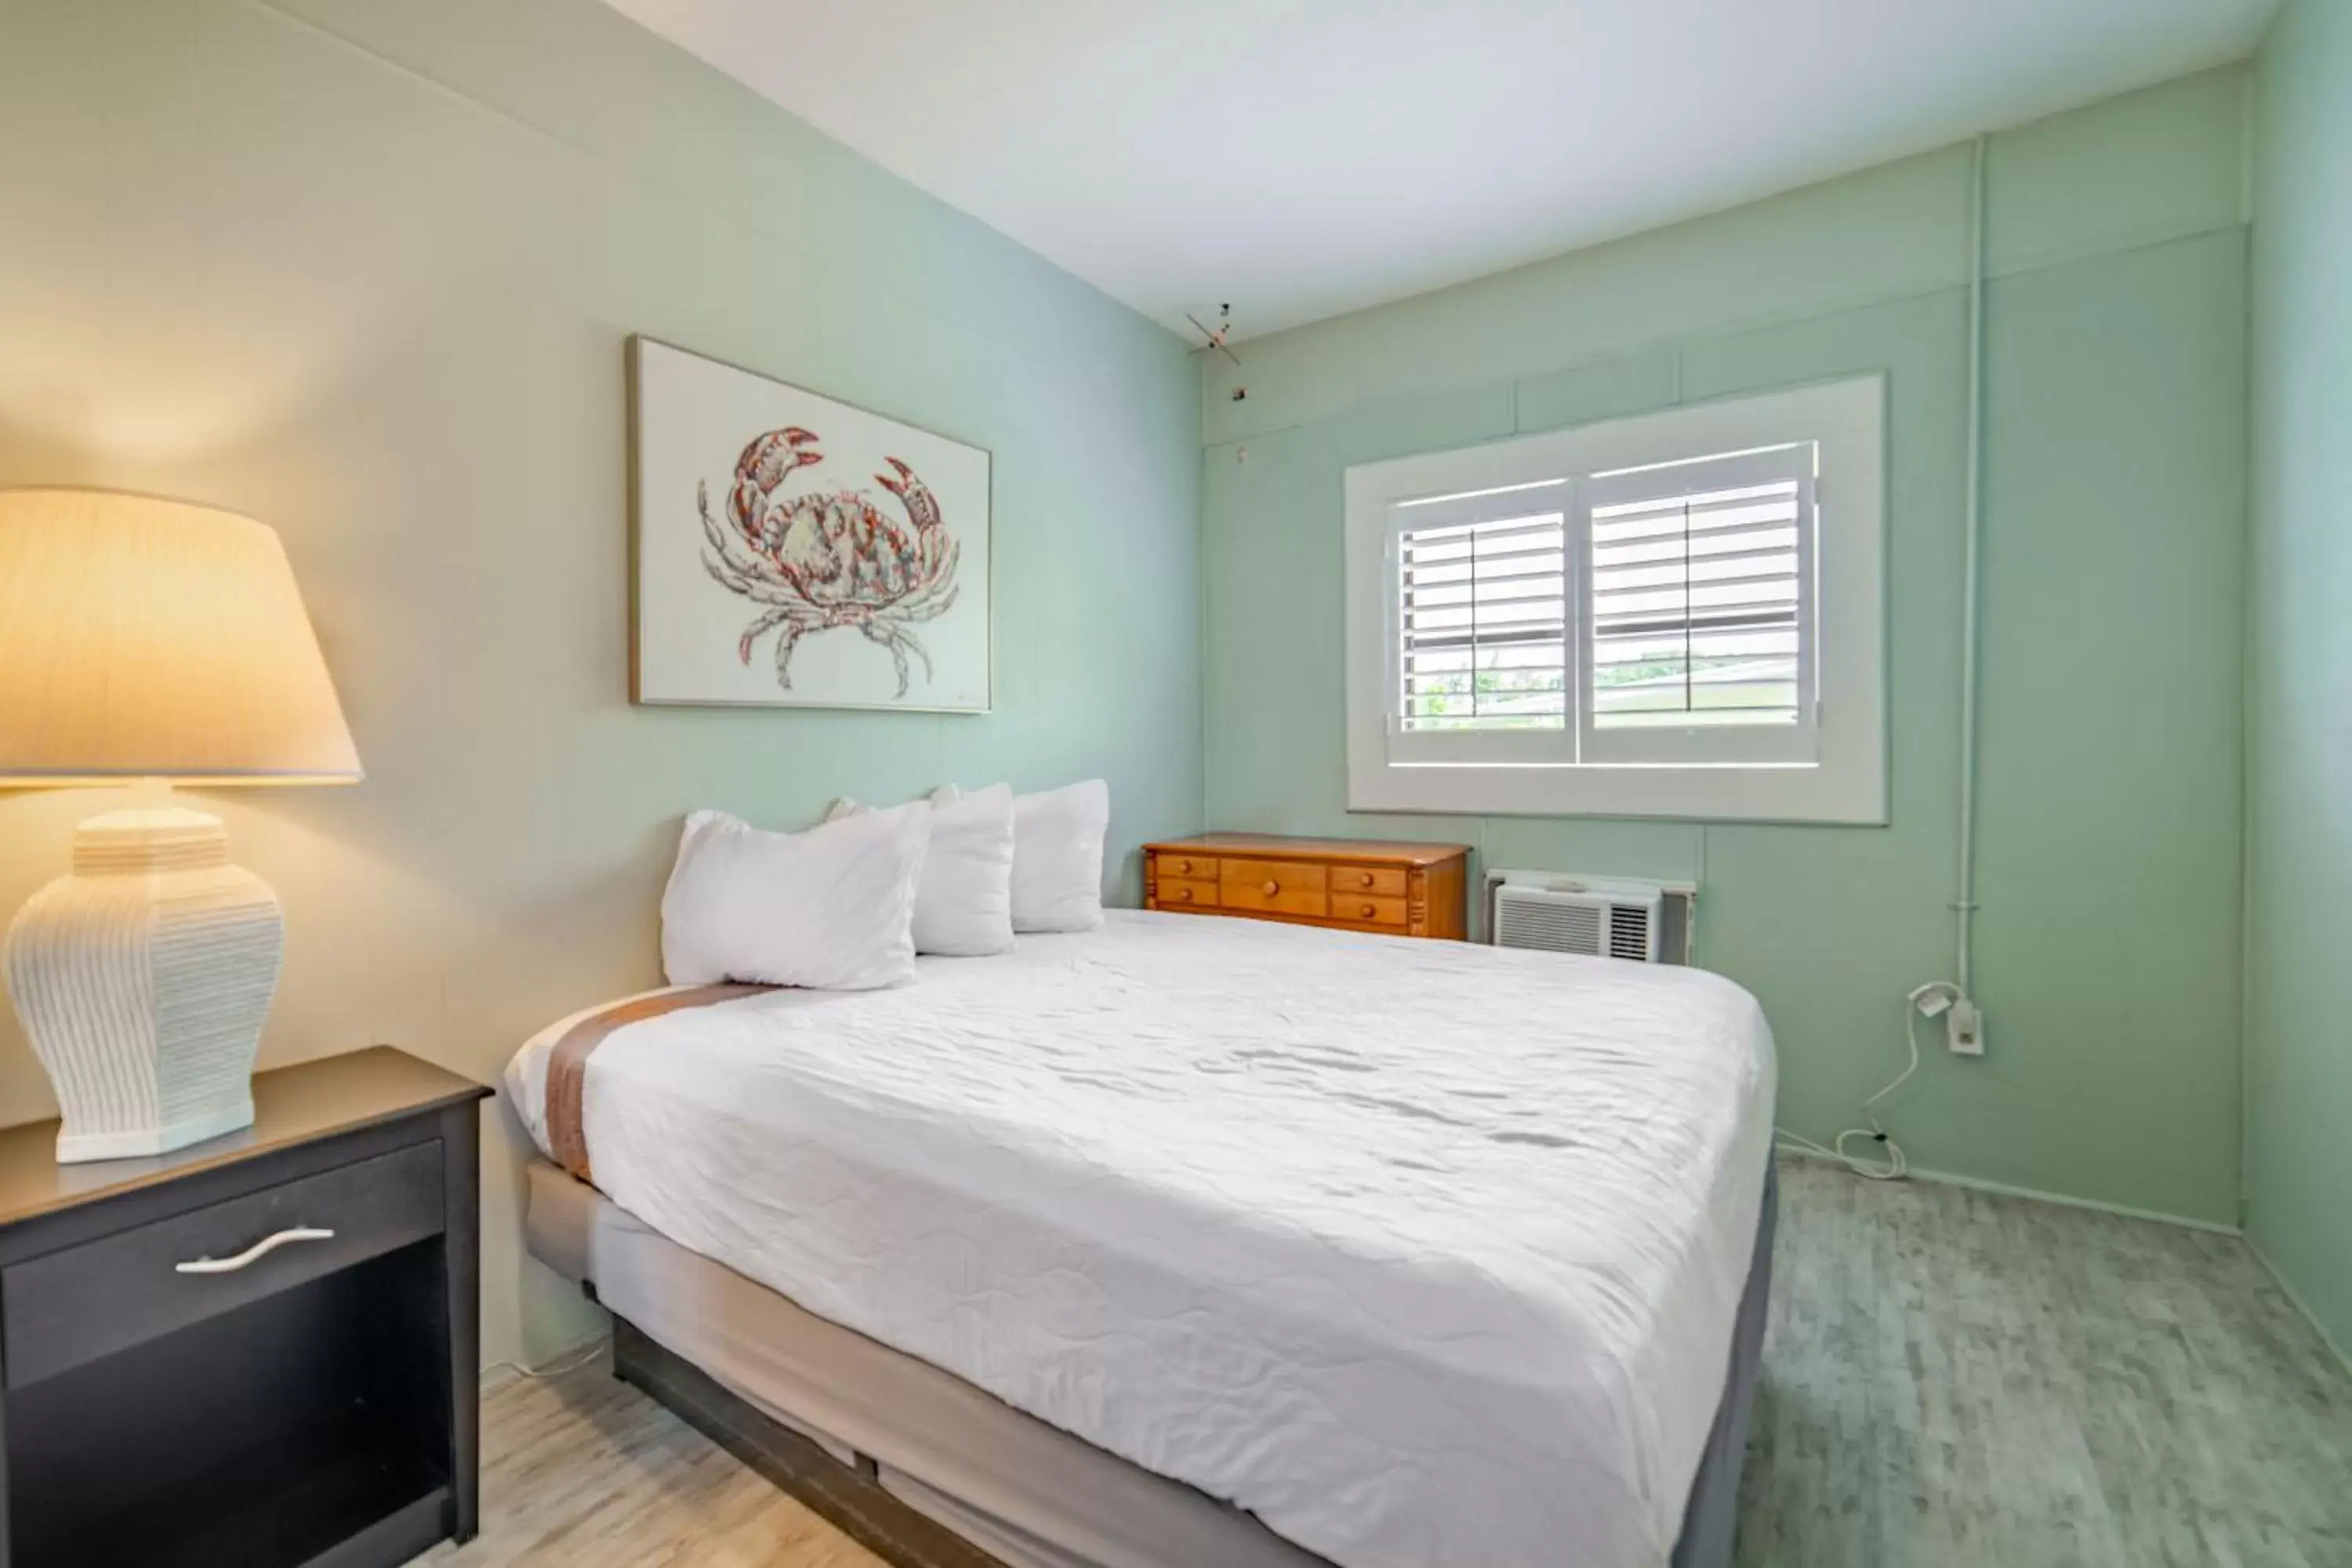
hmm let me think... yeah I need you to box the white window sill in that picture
[1346,757,1886,825]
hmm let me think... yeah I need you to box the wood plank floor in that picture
[421,1160,2352,1566]
[1738,1162,2352,1568]
[415,1357,885,1568]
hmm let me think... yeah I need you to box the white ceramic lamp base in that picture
[4,806,282,1163]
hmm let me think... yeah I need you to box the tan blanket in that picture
[544,983,768,1183]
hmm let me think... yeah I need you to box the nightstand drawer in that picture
[1219,858,1328,916]
[4,1140,445,1388]
[1155,851,1221,882]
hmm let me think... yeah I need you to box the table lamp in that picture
[0,489,361,1163]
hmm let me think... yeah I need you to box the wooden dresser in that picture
[1143,834,1470,941]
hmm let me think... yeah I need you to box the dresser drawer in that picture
[4,1140,445,1388]
[1329,865,1408,898]
[1156,879,1218,911]
[1219,858,1328,916]
[1334,894,1410,928]
[1155,851,1221,883]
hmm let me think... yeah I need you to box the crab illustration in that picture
[695,426,960,697]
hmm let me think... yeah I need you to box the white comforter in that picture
[509,911,1776,1568]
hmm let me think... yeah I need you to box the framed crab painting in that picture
[629,336,992,712]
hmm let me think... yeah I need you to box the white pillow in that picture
[826,786,1015,956]
[660,802,929,989]
[1009,779,1109,933]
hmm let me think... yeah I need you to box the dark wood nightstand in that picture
[0,1047,489,1568]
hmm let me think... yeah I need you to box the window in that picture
[1345,376,1884,823]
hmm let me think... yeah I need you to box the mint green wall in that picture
[2246,0,2352,1354]
[0,0,1201,1364]
[1201,70,2249,1224]
[0,0,2279,1362]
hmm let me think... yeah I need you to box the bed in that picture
[507,909,1778,1568]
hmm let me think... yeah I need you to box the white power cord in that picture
[481,1335,606,1388]
[1776,982,1958,1181]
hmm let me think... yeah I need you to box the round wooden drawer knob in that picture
[1177,860,1194,874]
[1261,880,1279,896]
[1359,903,1376,918]
[1176,887,1194,902]
[1356,873,1374,887]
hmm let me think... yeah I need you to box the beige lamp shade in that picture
[0,488,361,786]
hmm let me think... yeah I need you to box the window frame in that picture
[1344,375,1886,825]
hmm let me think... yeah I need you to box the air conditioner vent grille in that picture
[1608,903,1653,961]
[1492,882,1666,963]
[1498,896,1603,954]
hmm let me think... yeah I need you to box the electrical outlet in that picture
[1947,999,1984,1056]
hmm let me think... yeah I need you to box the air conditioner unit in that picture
[1484,871,1697,964]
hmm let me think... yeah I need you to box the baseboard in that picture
[2243,1235,2352,1382]
[479,1330,610,1393]
[1905,1163,2243,1234]
[1776,1144,2241,1235]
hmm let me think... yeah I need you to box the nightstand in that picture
[0,1047,489,1568]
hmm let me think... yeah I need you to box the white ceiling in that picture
[603,0,2277,342]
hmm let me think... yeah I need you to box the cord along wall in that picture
[1780,132,1993,1182]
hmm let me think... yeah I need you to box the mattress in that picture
[507,910,1777,1568]
[524,1155,1777,1568]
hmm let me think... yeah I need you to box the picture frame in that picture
[628,336,993,713]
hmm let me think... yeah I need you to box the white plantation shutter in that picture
[1386,482,1573,764]
[1579,445,1817,765]
[1381,445,1823,770]
[1349,376,1882,820]
[1399,521,1567,728]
